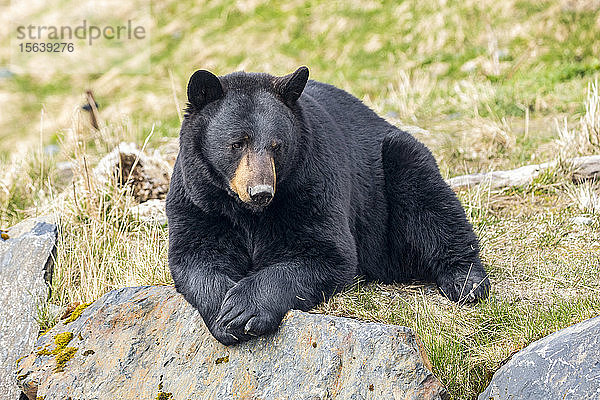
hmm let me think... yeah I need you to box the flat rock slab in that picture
[1,217,57,400]
[479,316,600,399]
[16,285,447,400]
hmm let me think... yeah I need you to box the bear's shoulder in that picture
[301,80,390,137]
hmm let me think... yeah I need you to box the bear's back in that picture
[303,80,394,143]
[300,80,392,276]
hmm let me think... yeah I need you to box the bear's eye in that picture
[231,135,249,150]
[271,142,281,151]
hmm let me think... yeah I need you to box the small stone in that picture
[43,145,60,156]
[460,58,479,73]
[130,199,167,225]
[0,68,14,78]
[56,161,75,183]
[570,216,594,225]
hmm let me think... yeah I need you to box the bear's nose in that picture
[248,185,274,206]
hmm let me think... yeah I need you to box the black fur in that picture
[186,70,224,111]
[167,68,490,345]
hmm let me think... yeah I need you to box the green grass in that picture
[1,1,600,399]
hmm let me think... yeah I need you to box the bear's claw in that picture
[213,282,281,345]
[437,267,490,303]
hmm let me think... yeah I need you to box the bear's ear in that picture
[187,70,224,110]
[274,66,309,105]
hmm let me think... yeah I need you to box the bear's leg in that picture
[381,129,490,302]
[215,245,357,342]
[167,208,249,345]
[169,250,241,345]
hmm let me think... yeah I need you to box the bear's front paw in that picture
[206,322,241,346]
[213,283,282,345]
[437,266,490,303]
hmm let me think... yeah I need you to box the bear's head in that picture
[178,67,309,212]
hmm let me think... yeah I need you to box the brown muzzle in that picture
[230,151,276,206]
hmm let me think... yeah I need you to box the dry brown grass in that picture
[555,80,600,156]
[8,113,174,307]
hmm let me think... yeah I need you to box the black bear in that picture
[166,67,490,345]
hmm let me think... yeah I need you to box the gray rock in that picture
[479,316,600,400]
[0,68,14,79]
[130,198,167,225]
[16,286,447,400]
[55,161,75,184]
[0,217,57,400]
[572,155,600,182]
[570,216,594,226]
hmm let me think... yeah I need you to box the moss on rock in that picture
[54,346,77,372]
[35,331,78,372]
[54,332,73,348]
[157,381,173,399]
[64,303,91,324]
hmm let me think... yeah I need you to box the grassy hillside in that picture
[1,1,599,399]
[1,0,599,166]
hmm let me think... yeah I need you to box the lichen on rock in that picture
[156,382,173,400]
[53,332,73,349]
[54,347,77,373]
[35,332,78,372]
[64,303,91,324]
[215,355,229,364]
